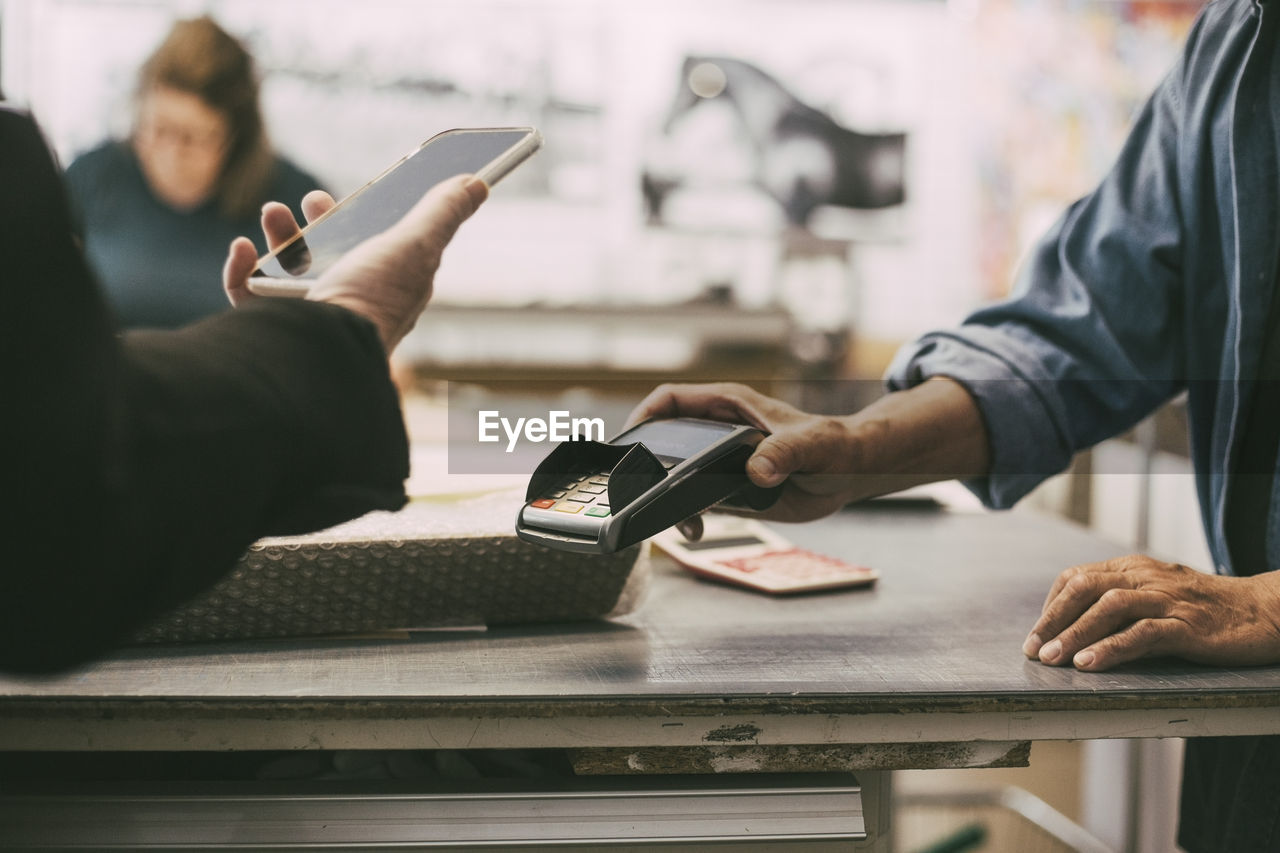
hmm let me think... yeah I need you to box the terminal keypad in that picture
[535,474,612,517]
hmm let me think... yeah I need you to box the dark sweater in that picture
[1,107,407,673]
[63,140,322,329]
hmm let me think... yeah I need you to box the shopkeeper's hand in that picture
[1024,555,1280,671]
[222,176,488,353]
[627,378,990,539]
[626,382,865,530]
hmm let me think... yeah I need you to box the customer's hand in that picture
[223,189,337,306]
[223,176,488,352]
[627,382,863,526]
[1024,555,1280,671]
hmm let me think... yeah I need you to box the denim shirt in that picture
[887,0,1279,577]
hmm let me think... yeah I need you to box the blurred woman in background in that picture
[64,15,323,329]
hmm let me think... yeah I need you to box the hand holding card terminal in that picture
[516,417,782,554]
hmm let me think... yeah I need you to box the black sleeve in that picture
[0,108,409,673]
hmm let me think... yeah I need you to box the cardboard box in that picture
[132,490,648,644]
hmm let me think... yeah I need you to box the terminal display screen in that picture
[613,419,736,463]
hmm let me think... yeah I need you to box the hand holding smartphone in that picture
[248,127,542,297]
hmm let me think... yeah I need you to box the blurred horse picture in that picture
[642,55,907,228]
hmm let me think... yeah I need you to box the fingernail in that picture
[464,175,490,204]
[748,456,777,483]
[1074,649,1096,669]
[1022,633,1042,657]
[1039,639,1062,664]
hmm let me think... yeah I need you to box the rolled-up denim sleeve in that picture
[886,37,1194,509]
[886,332,1076,508]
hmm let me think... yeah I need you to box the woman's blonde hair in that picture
[134,15,274,219]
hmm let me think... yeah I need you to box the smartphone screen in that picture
[252,127,540,285]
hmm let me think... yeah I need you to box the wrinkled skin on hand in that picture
[1024,554,1280,671]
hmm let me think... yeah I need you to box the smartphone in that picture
[247,127,542,297]
[653,515,879,595]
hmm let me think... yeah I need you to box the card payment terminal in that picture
[516,418,782,554]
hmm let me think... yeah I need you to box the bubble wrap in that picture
[132,489,649,644]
